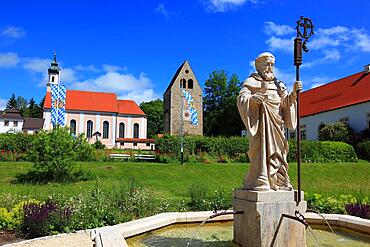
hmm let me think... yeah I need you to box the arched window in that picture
[103,121,109,139]
[133,123,139,139]
[119,122,125,138]
[188,79,193,89]
[180,78,186,89]
[87,120,93,138]
[70,119,76,135]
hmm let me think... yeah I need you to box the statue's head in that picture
[255,52,275,81]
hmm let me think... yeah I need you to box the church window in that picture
[103,121,109,139]
[51,76,55,82]
[119,122,125,138]
[180,79,186,89]
[87,120,93,138]
[133,123,139,138]
[188,79,193,89]
[290,132,296,140]
[301,130,307,140]
[70,119,76,135]
[185,69,189,74]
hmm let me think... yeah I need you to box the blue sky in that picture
[0,0,369,109]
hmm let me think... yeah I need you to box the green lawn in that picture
[0,161,369,203]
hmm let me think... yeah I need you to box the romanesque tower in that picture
[163,61,203,136]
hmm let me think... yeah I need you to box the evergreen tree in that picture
[34,96,45,118]
[16,96,28,117]
[28,98,38,117]
[6,93,18,110]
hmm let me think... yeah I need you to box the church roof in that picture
[164,60,187,93]
[44,90,145,116]
[301,70,370,117]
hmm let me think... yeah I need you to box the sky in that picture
[0,0,369,109]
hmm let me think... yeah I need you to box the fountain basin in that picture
[91,211,370,246]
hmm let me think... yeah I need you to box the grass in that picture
[0,161,369,204]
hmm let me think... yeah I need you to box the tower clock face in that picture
[183,109,191,121]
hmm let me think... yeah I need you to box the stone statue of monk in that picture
[237,52,302,191]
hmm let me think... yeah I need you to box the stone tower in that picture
[163,61,203,136]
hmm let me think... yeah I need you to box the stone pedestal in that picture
[233,189,307,247]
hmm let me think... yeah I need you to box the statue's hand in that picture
[293,81,302,93]
[292,81,302,99]
[251,93,264,104]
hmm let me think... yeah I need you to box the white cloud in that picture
[74,64,100,73]
[70,71,158,103]
[302,49,341,68]
[204,0,255,13]
[61,68,77,83]
[102,64,127,72]
[23,58,50,73]
[155,3,171,18]
[1,26,26,39]
[0,52,20,68]
[305,75,336,89]
[0,98,7,110]
[264,22,295,36]
[265,36,293,53]
[119,89,160,104]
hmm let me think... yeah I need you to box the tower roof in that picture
[164,60,188,93]
[48,51,60,74]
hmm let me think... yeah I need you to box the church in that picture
[43,54,154,150]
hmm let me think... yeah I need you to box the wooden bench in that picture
[134,154,155,161]
[109,153,131,160]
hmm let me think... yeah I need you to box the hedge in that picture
[356,141,370,161]
[156,136,357,163]
[0,133,35,161]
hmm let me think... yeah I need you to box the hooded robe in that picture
[237,73,297,191]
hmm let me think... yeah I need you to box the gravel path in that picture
[3,232,93,247]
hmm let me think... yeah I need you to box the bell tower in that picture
[46,51,60,92]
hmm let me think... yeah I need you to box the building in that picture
[0,108,44,134]
[289,65,370,140]
[163,60,203,136]
[43,54,154,150]
[0,108,24,133]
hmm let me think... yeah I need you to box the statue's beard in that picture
[262,70,275,81]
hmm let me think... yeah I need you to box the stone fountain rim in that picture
[92,211,369,247]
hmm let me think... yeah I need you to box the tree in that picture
[16,96,28,117]
[140,99,163,138]
[319,122,352,143]
[6,94,18,110]
[28,98,37,117]
[203,70,244,136]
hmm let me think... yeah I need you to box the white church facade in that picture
[43,54,154,150]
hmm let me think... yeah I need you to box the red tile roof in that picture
[44,90,145,116]
[117,100,145,115]
[301,71,370,117]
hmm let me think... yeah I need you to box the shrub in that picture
[188,185,231,211]
[356,141,370,161]
[21,200,72,238]
[287,141,357,162]
[0,133,35,161]
[345,203,370,219]
[25,127,78,183]
[73,134,96,161]
[319,122,351,143]
[92,140,106,150]
[306,193,358,214]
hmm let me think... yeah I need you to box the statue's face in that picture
[257,58,275,81]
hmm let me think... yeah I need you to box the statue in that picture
[237,52,302,191]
